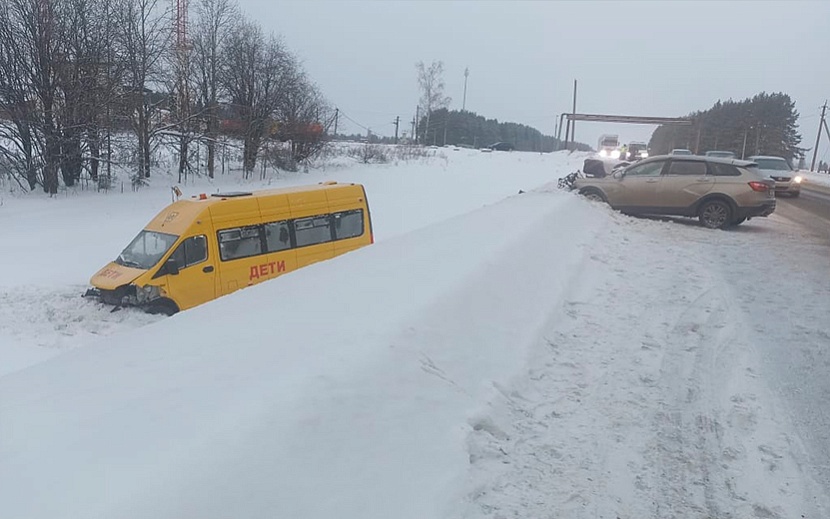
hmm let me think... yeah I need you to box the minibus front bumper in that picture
[83,284,158,309]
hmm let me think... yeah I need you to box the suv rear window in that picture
[753,158,791,171]
[709,162,741,177]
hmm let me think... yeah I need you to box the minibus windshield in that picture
[115,230,179,270]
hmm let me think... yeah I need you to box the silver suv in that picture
[746,155,802,197]
[574,155,776,229]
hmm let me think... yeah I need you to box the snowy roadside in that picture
[4,148,829,518]
[799,169,830,189]
[454,208,830,519]
[0,187,606,519]
[0,150,589,376]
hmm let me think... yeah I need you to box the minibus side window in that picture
[294,216,332,247]
[218,226,263,261]
[169,235,208,268]
[333,210,363,240]
[264,221,292,252]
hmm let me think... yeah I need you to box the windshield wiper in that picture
[117,254,143,269]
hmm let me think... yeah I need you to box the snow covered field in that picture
[2,148,830,518]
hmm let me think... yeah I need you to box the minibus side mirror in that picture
[164,257,180,276]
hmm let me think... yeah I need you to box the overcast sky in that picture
[241,0,829,158]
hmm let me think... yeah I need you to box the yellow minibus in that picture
[87,182,373,314]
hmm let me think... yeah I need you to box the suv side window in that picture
[667,160,706,176]
[625,161,665,177]
[709,162,741,177]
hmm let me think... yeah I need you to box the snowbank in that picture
[0,149,589,376]
[0,187,603,519]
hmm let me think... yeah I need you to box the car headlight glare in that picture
[610,150,621,159]
[793,175,803,183]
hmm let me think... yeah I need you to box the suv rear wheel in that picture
[699,199,732,229]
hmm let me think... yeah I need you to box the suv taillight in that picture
[748,181,770,192]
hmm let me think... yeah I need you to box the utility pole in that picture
[393,116,399,144]
[462,67,469,111]
[695,126,701,154]
[564,115,570,151]
[333,107,338,138]
[553,119,559,151]
[810,101,827,171]
[570,79,578,150]
[755,124,762,155]
[557,113,567,151]
[741,127,749,159]
[411,116,416,143]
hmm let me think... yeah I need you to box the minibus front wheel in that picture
[147,299,179,316]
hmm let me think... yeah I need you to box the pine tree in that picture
[648,92,803,160]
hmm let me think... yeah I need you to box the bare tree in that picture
[0,0,329,190]
[0,6,40,190]
[275,72,332,167]
[221,22,288,177]
[163,33,196,184]
[53,0,117,187]
[415,60,450,146]
[192,0,236,178]
[5,0,64,194]
[117,0,171,180]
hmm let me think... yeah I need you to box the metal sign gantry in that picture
[558,113,693,151]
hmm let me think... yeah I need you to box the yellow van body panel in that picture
[89,183,373,313]
[90,263,146,291]
[207,195,262,229]
[143,199,210,235]
[256,193,292,223]
[156,221,218,312]
[329,185,372,257]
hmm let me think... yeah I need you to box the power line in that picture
[338,109,394,133]
[810,101,827,172]
[342,109,401,117]
[336,110,370,132]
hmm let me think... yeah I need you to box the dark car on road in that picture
[488,142,515,151]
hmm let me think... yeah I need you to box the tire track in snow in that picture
[458,209,830,519]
